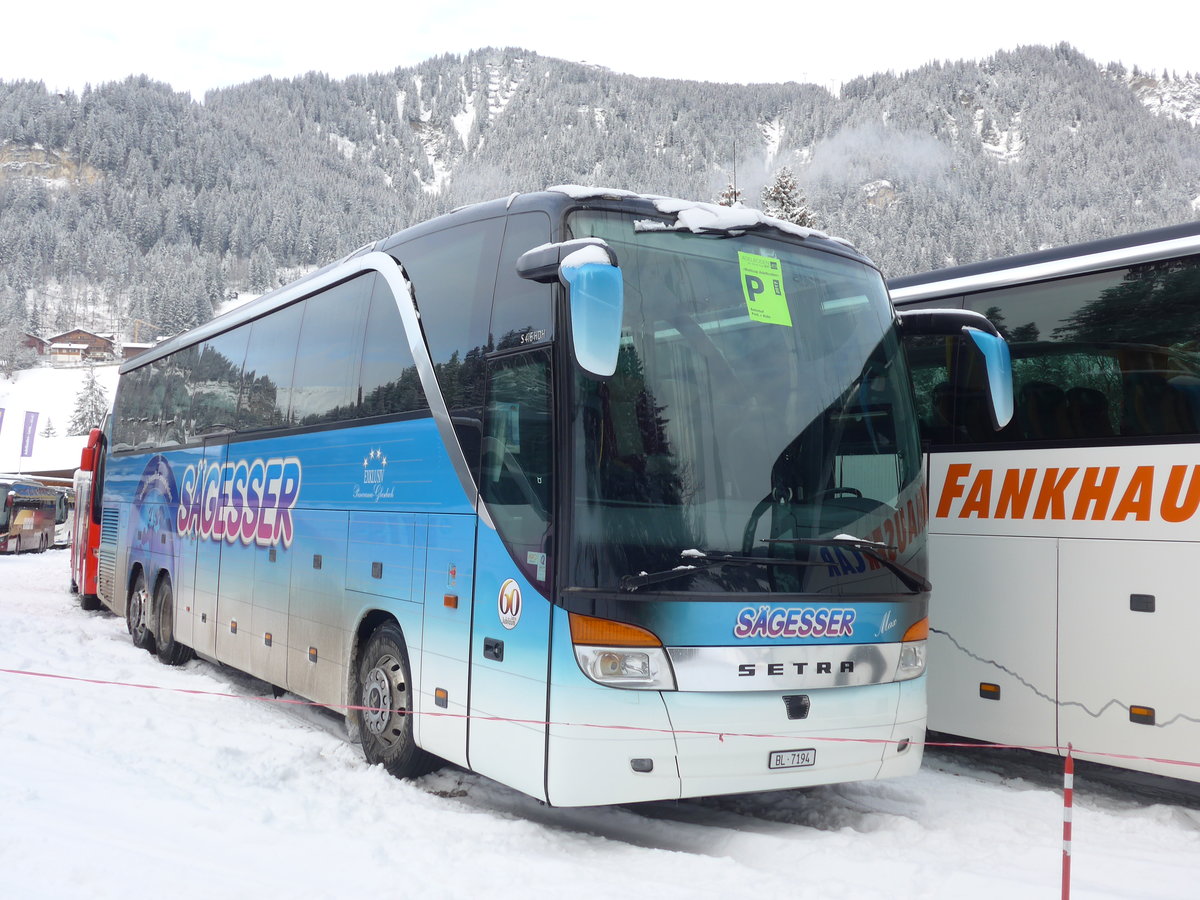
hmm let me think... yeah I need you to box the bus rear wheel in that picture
[154,577,193,666]
[355,624,436,779]
[127,571,156,653]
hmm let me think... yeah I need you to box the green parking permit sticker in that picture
[738,252,792,326]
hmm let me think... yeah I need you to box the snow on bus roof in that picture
[546,184,853,248]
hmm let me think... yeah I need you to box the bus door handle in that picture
[483,638,504,662]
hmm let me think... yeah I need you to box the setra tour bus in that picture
[890,219,1200,781]
[96,187,1009,805]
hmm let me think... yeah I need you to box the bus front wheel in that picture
[154,577,193,666]
[355,624,436,779]
[127,571,156,653]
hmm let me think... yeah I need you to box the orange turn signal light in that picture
[902,617,928,642]
[569,612,661,647]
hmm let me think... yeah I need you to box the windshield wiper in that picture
[764,535,932,593]
[618,550,821,593]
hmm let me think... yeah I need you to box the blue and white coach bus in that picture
[96,186,1009,805]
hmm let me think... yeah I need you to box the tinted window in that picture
[359,274,427,417]
[188,327,249,439]
[237,301,304,431]
[491,212,554,350]
[113,364,154,450]
[398,216,504,413]
[395,219,504,481]
[909,255,1200,445]
[292,274,372,425]
[160,345,198,446]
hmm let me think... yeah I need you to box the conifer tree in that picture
[715,182,742,207]
[761,167,817,228]
[68,365,109,435]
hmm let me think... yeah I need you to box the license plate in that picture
[768,748,816,769]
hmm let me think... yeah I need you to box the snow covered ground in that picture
[2,549,1198,899]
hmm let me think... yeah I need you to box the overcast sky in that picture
[3,1,1196,100]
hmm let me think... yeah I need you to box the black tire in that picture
[356,623,437,778]
[70,577,78,594]
[127,570,156,653]
[79,592,102,612]
[154,576,193,666]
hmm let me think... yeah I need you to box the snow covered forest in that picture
[1,42,1198,351]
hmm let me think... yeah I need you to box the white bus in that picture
[889,220,1200,781]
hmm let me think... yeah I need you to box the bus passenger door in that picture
[466,350,555,800]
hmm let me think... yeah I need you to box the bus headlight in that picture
[569,612,677,690]
[896,617,928,681]
[896,640,927,680]
[574,645,676,690]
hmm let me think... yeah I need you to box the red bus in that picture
[70,426,106,610]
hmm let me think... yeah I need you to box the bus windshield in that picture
[565,210,924,595]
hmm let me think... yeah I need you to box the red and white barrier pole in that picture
[1062,743,1074,900]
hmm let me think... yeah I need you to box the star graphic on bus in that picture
[362,448,388,468]
[362,448,388,486]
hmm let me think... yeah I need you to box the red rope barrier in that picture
[4,665,1200,772]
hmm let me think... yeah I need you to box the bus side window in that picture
[290,274,371,426]
[358,276,427,418]
[187,328,250,440]
[161,345,198,446]
[396,217,506,483]
[238,300,304,432]
[491,211,554,350]
[115,364,159,451]
[959,262,1200,444]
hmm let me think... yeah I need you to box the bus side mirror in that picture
[80,427,102,472]
[517,239,624,379]
[963,327,1014,429]
[897,308,1014,429]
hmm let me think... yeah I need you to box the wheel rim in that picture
[362,654,407,746]
[129,586,149,639]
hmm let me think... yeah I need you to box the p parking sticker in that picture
[738,251,792,327]
[498,579,522,629]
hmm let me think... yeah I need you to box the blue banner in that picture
[21,411,38,458]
